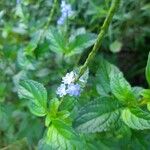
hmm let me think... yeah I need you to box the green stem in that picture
[36,0,58,44]
[76,0,121,80]
[44,0,58,30]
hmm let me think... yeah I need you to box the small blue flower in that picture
[62,71,75,84]
[57,0,73,25]
[56,70,83,97]
[57,16,65,25]
[56,84,67,97]
[66,83,80,96]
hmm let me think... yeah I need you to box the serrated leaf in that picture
[18,80,47,116]
[96,58,117,96]
[110,68,136,104]
[74,97,121,133]
[46,28,66,54]
[68,33,97,56]
[46,27,96,56]
[46,119,83,150]
[146,52,150,86]
[122,107,150,130]
[109,40,122,53]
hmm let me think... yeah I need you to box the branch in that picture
[76,0,121,80]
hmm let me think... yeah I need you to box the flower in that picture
[57,17,65,25]
[56,71,82,97]
[57,0,73,25]
[56,84,67,97]
[66,83,80,96]
[62,71,75,84]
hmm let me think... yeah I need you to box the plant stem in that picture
[76,0,121,80]
[44,0,58,30]
[36,0,58,44]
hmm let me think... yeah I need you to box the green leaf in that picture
[25,42,37,56]
[45,115,52,127]
[46,98,72,127]
[68,33,97,56]
[49,98,60,117]
[25,30,43,56]
[38,138,53,150]
[46,27,97,56]
[46,119,83,150]
[15,4,24,19]
[146,52,150,86]
[110,68,136,104]
[96,58,117,96]
[141,89,150,111]
[18,80,47,116]
[132,86,144,100]
[17,49,35,70]
[121,107,150,130]
[59,96,77,112]
[74,97,121,133]
[109,40,122,53]
[141,89,150,99]
[46,28,66,54]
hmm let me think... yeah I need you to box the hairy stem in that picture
[76,0,121,80]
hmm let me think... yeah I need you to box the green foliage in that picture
[74,97,121,133]
[121,107,150,130]
[45,119,83,150]
[18,80,47,116]
[0,0,150,149]
[96,58,114,96]
[110,67,136,104]
[46,27,96,56]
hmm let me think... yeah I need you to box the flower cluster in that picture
[57,0,73,25]
[56,71,81,97]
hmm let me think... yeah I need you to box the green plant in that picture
[0,0,150,149]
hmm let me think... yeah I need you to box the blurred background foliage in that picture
[0,0,150,149]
